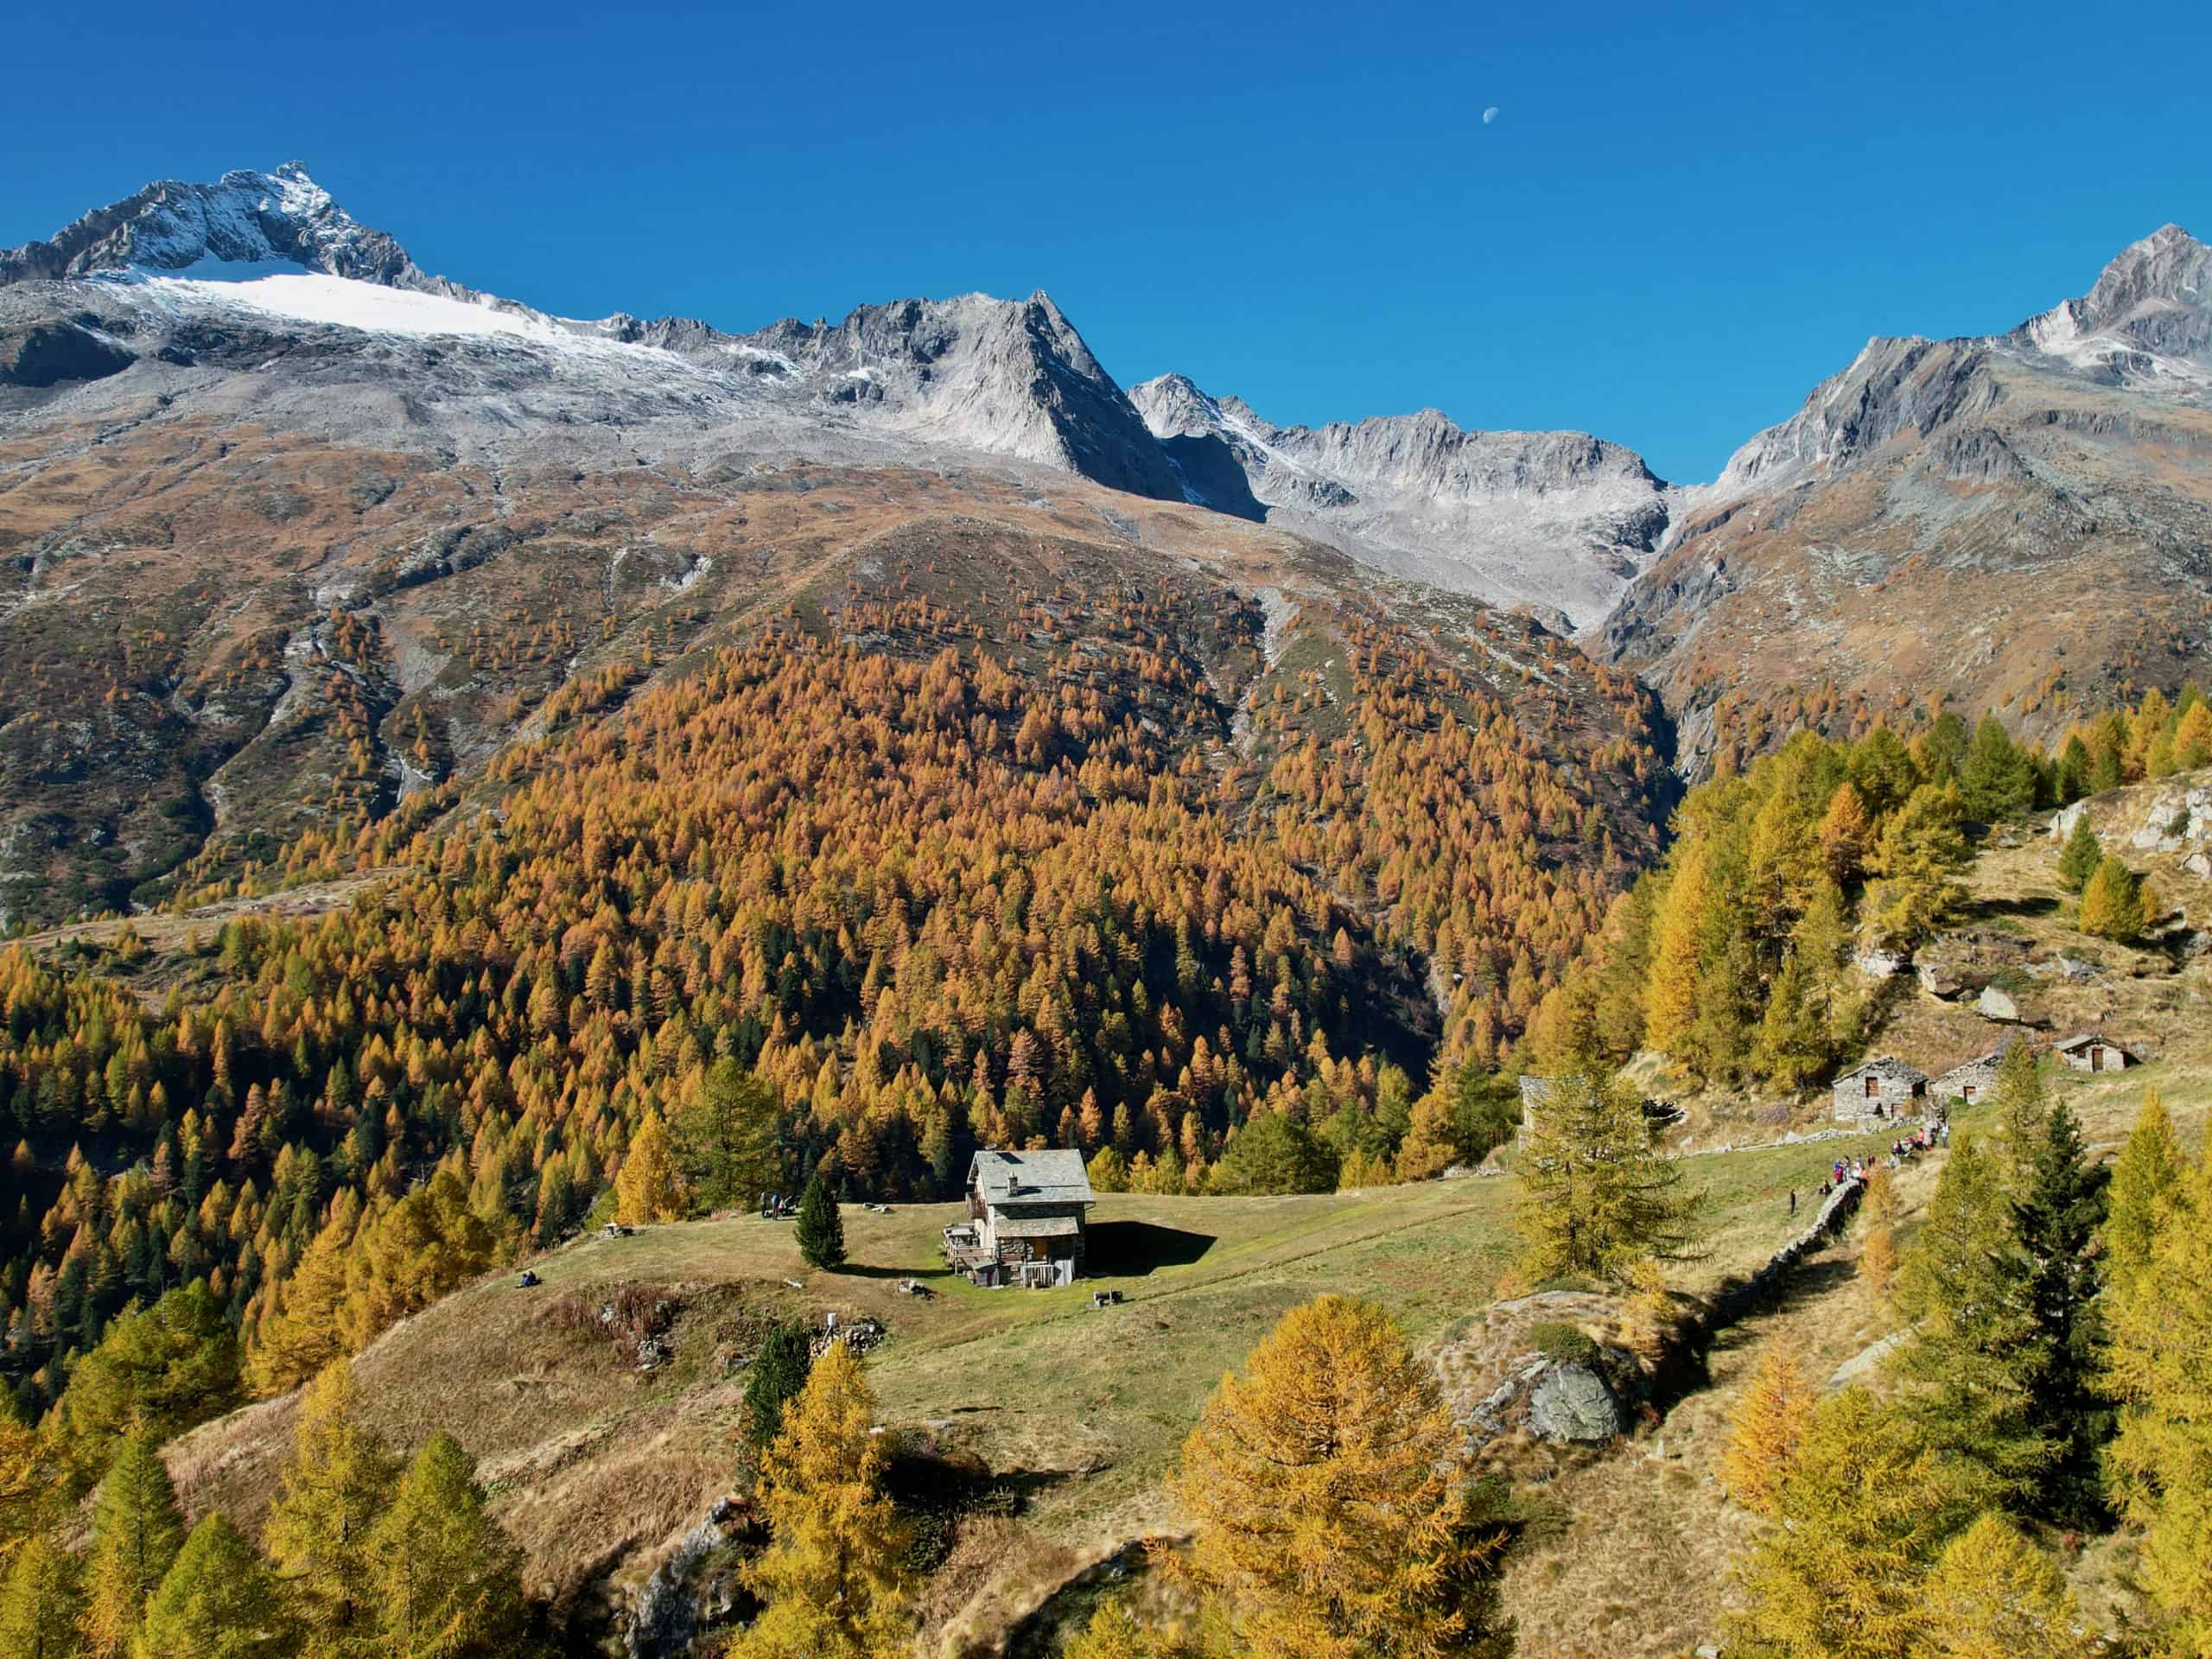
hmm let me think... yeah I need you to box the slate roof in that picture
[1933,1039,2018,1093]
[992,1213,1083,1239]
[969,1148,1096,1207]
[2054,1033,2138,1058]
[1834,1056,1928,1086]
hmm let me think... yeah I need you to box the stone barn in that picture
[943,1148,1097,1287]
[2053,1033,2139,1075]
[1932,1043,2014,1106]
[1832,1056,1927,1121]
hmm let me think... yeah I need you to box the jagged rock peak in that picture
[2017,221,2211,367]
[0,162,421,288]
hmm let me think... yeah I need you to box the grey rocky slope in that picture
[1131,372,1677,626]
[2,161,1673,620]
[1599,223,2212,776]
[0,163,1181,500]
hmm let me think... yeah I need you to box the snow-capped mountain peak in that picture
[0,162,421,287]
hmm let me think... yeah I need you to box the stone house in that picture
[1831,1056,1927,1121]
[2053,1033,2139,1075]
[943,1148,1096,1287]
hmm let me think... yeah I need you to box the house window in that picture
[1866,1076,1880,1098]
[1963,1084,1977,1101]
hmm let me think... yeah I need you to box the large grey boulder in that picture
[1527,1361,1627,1442]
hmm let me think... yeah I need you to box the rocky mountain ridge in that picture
[1600,222,2212,775]
[1132,372,1677,625]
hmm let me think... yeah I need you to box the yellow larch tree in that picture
[1167,1294,1509,1659]
[731,1339,911,1659]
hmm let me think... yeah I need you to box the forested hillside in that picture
[1,525,1667,1423]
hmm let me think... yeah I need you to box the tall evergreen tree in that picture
[743,1323,813,1452]
[1515,1070,1698,1285]
[2052,734,2093,804]
[48,1285,238,1492]
[670,1061,782,1213]
[1959,715,2037,823]
[1891,1135,2047,1506]
[261,1363,398,1656]
[0,1532,82,1659]
[135,1512,293,1659]
[792,1173,846,1272]
[1864,782,1968,946]
[1993,1050,2108,1526]
[365,1433,526,1659]
[2056,813,2102,893]
[80,1438,184,1659]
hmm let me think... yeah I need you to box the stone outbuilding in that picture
[1931,1044,2013,1106]
[2053,1033,2139,1075]
[1832,1056,1927,1121]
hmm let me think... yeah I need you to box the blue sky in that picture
[7,0,2207,482]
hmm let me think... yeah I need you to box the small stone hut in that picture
[1931,1046,2010,1105]
[2053,1033,2139,1075]
[1831,1056,1927,1121]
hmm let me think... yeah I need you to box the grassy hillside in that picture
[164,1122,1914,1652]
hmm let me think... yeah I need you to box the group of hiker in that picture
[1790,1117,1954,1214]
[1886,1121,1948,1164]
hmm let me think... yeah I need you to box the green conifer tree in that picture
[2053,733,2093,804]
[744,1323,813,1452]
[1960,715,2037,823]
[1865,782,1969,946]
[671,1060,782,1213]
[135,1513,293,1659]
[0,1532,83,1659]
[261,1363,398,1656]
[1891,1134,2047,1506]
[1515,1070,1699,1285]
[2056,813,2103,893]
[1994,1051,2109,1525]
[81,1437,184,1659]
[365,1433,526,1659]
[793,1173,846,1272]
